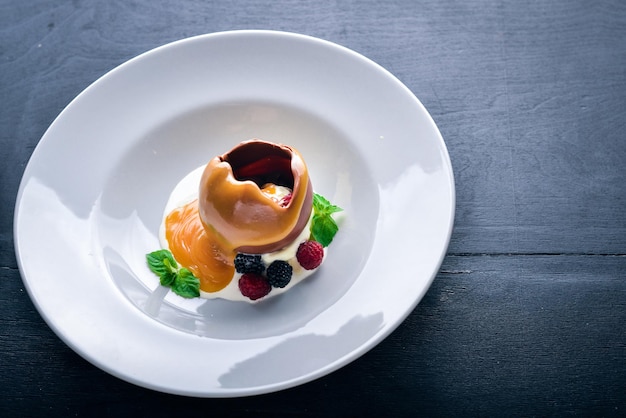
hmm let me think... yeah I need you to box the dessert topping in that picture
[146,249,200,298]
[296,240,325,270]
[279,193,293,207]
[310,193,343,247]
[234,253,266,274]
[238,273,272,300]
[266,260,293,288]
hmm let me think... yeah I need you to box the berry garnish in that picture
[296,240,324,270]
[266,260,293,288]
[238,273,271,300]
[234,254,265,274]
[279,193,292,207]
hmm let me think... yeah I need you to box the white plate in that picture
[14,30,454,397]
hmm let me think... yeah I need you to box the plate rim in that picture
[13,29,455,397]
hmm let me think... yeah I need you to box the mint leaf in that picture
[311,214,339,247]
[310,193,342,247]
[146,249,178,277]
[313,193,331,209]
[146,249,200,298]
[313,194,342,214]
[160,270,177,287]
[172,268,201,298]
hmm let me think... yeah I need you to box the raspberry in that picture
[279,193,292,207]
[234,254,265,274]
[266,260,293,288]
[296,240,324,270]
[238,273,271,300]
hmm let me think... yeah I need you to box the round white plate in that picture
[14,30,454,397]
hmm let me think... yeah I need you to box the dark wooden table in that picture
[2,1,625,416]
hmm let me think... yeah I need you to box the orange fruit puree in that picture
[164,199,235,292]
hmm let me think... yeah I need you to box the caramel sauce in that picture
[164,199,235,292]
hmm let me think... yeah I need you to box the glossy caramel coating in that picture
[198,140,313,254]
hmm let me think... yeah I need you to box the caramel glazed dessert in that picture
[147,139,342,302]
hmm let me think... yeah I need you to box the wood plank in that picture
[391,1,626,255]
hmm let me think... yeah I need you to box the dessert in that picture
[146,139,342,302]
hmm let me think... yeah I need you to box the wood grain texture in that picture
[1,0,625,416]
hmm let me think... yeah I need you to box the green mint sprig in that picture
[146,249,200,298]
[310,193,343,247]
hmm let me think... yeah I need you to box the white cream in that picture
[159,165,325,302]
[260,184,292,204]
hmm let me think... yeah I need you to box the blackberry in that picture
[234,254,265,274]
[266,260,293,288]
